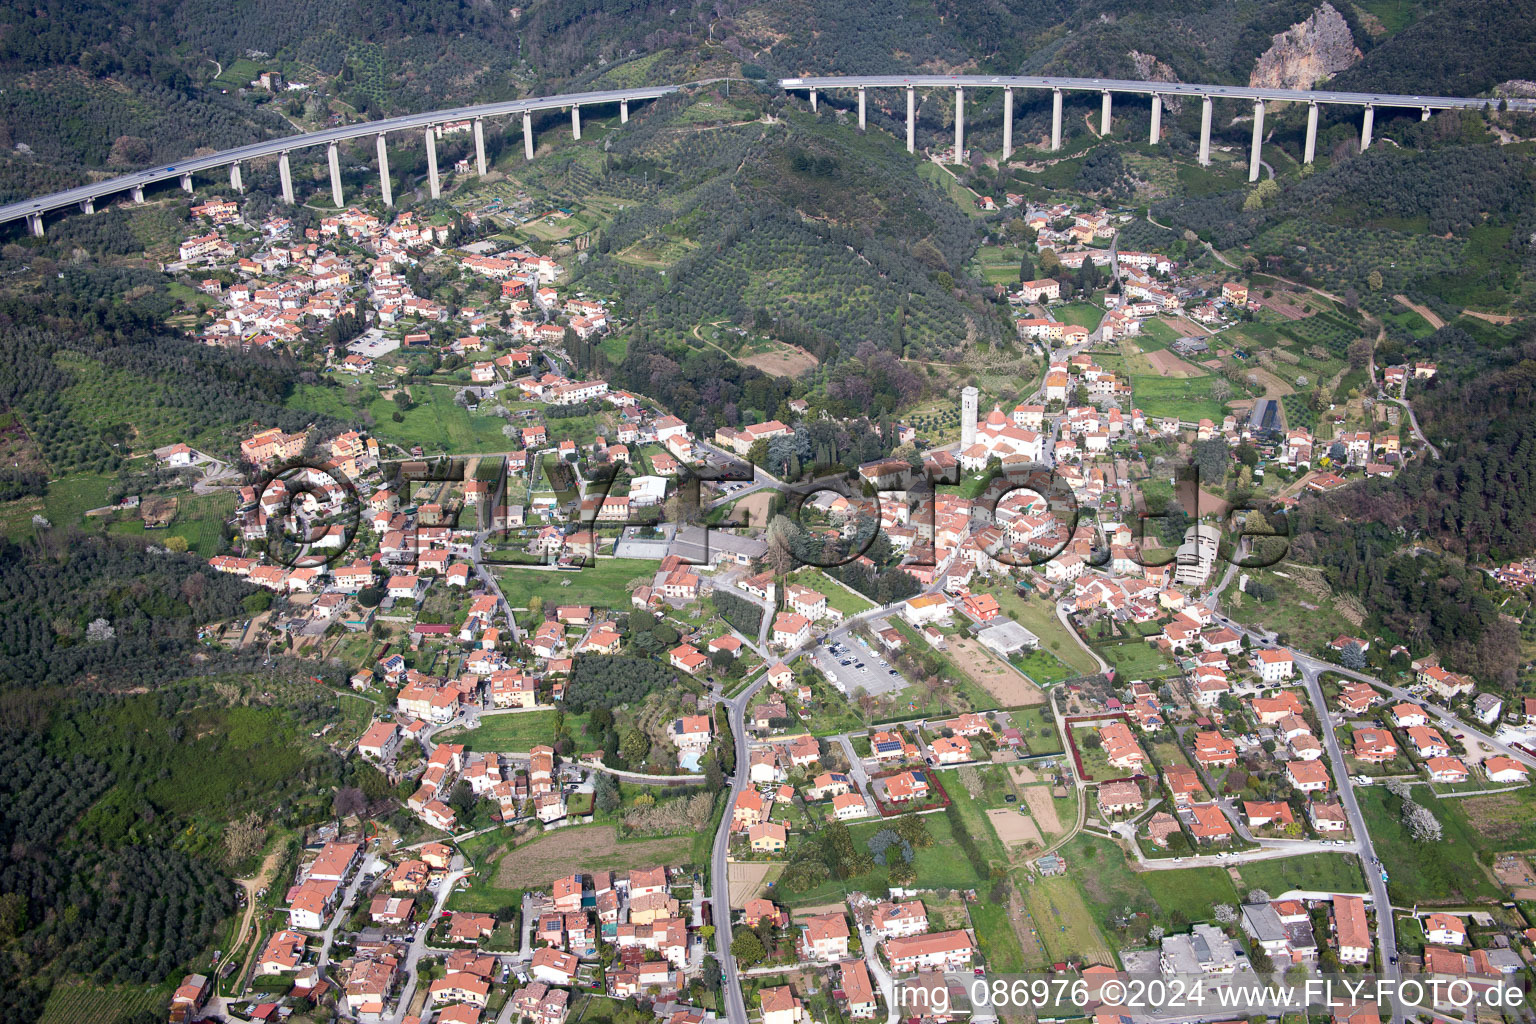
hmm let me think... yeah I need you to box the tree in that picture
[702,954,723,991]
[333,786,367,822]
[449,780,476,816]
[730,928,767,966]
[1340,642,1367,670]
[595,773,620,813]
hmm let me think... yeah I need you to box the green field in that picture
[969,897,1030,973]
[1021,873,1115,966]
[1123,372,1227,423]
[105,490,235,556]
[494,559,658,608]
[1068,833,1238,931]
[1232,853,1367,896]
[289,382,510,453]
[40,982,168,1024]
[437,709,596,753]
[1092,638,1179,681]
[1356,787,1501,904]
[794,568,874,617]
[1011,647,1075,685]
[778,814,984,905]
[981,585,1099,677]
[1007,706,1064,755]
[1055,302,1104,331]
[0,471,115,539]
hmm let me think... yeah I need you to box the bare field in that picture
[728,861,782,907]
[738,344,819,377]
[949,637,1045,706]
[494,826,693,889]
[1021,784,1063,834]
[729,491,773,530]
[988,807,1044,851]
[1010,763,1040,784]
[1145,349,1205,378]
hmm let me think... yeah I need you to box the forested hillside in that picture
[571,93,1006,362]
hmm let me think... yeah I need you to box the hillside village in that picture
[137,185,1536,1024]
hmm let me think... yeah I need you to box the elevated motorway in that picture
[5,70,1531,237]
[786,73,1536,182]
[0,85,678,234]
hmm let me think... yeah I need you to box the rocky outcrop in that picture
[1249,3,1360,90]
[1128,50,1183,113]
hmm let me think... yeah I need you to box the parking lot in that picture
[813,636,907,697]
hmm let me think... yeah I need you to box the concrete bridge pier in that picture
[1248,100,1265,181]
[473,117,487,176]
[27,213,42,237]
[179,174,192,193]
[278,152,294,204]
[1051,88,1063,150]
[1198,95,1212,165]
[1304,101,1319,164]
[328,142,343,207]
[425,128,440,199]
[906,86,915,153]
[571,105,581,141]
[858,86,866,131]
[809,89,817,112]
[1361,105,1374,151]
[1002,87,1013,159]
[80,198,94,214]
[620,99,629,124]
[523,112,534,161]
[376,134,393,207]
[132,185,145,203]
[1149,94,1161,144]
[229,161,243,193]
[1420,106,1431,121]
[953,85,964,160]
[1100,90,1112,136]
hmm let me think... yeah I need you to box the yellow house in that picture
[748,821,788,854]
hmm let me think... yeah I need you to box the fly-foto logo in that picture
[255,453,1291,573]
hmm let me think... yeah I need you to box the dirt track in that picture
[1394,294,1446,330]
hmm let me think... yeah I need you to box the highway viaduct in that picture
[4,73,1533,237]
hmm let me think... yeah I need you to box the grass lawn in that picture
[1020,873,1115,966]
[1011,647,1075,685]
[105,490,235,556]
[969,898,1029,973]
[1355,787,1501,904]
[1124,372,1228,423]
[1008,706,1063,755]
[1093,638,1179,681]
[795,568,875,617]
[778,814,984,906]
[982,585,1099,676]
[1055,302,1104,331]
[1218,568,1340,654]
[289,382,509,453]
[447,833,524,913]
[0,471,115,539]
[494,559,658,608]
[1233,852,1367,896]
[1069,725,1124,782]
[1068,833,1238,930]
[438,709,597,753]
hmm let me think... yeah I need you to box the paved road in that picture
[1295,658,1402,1019]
